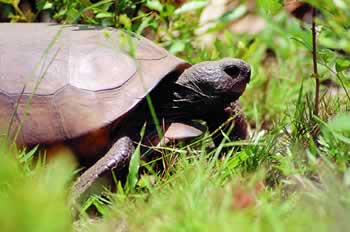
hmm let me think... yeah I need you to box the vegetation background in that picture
[0,0,349,231]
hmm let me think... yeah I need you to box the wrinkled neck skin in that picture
[170,84,227,118]
[150,74,235,122]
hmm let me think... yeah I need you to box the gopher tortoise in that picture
[0,23,250,199]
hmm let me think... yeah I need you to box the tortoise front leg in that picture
[71,136,134,202]
[206,101,248,147]
[224,101,249,141]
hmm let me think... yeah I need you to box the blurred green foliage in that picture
[0,141,74,232]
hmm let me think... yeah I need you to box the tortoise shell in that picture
[0,23,189,145]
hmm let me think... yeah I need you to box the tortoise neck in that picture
[149,88,225,124]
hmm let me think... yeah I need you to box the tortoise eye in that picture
[224,65,241,79]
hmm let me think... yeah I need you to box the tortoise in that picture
[0,23,250,199]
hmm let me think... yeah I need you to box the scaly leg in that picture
[206,100,248,147]
[71,136,134,201]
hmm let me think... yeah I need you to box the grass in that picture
[0,143,74,232]
[1,0,350,231]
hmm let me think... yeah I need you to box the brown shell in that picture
[0,23,188,145]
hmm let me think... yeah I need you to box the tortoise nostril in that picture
[224,65,241,78]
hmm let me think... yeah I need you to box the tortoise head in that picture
[173,58,251,114]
